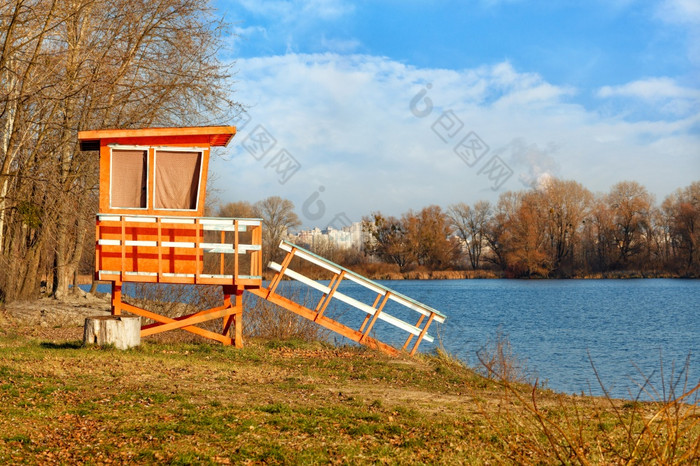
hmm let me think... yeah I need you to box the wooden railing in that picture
[250,240,447,356]
[95,214,262,287]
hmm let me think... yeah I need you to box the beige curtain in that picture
[155,151,202,210]
[111,150,147,208]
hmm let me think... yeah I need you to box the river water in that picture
[349,278,700,400]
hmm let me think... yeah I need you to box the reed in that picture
[473,332,700,464]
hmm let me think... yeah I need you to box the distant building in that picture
[289,222,366,251]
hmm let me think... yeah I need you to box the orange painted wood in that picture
[98,144,111,214]
[403,315,425,350]
[119,301,233,345]
[140,304,232,332]
[221,288,244,348]
[140,307,234,337]
[315,271,344,320]
[266,247,296,297]
[98,220,204,277]
[360,292,391,343]
[221,291,234,336]
[111,282,122,316]
[78,126,236,146]
[409,313,435,356]
[359,293,382,333]
[94,221,101,281]
[248,288,399,357]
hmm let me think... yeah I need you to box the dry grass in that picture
[476,327,531,384]
[1,300,698,464]
[474,334,700,464]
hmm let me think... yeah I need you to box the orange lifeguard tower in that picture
[79,126,261,347]
[79,125,445,355]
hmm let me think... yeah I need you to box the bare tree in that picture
[606,181,654,268]
[402,205,458,270]
[663,181,700,274]
[539,179,592,276]
[0,0,238,301]
[254,196,301,264]
[449,200,492,270]
[362,212,413,271]
[218,201,257,219]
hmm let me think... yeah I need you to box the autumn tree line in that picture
[0,0,235,302]
[362,179,700,278]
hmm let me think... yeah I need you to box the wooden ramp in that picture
[250,241,447,356]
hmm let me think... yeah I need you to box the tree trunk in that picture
[83,315,141,350]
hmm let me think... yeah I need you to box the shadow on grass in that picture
[40,341,83,350]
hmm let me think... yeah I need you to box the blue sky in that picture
[209,0,699,228]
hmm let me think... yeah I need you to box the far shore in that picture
[75,270,696,287]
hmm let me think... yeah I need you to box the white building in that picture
[289,222,366,251]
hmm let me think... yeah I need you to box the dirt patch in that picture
[3,291,111,329]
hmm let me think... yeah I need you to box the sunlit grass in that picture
[0,328,697,464]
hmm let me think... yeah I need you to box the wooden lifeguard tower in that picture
[79,126,261,347]
[79,126,445,355]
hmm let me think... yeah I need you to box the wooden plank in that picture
[403,315,425,351]
[78,126,237,147]
[124,216,157,223]
[97,214,121,222]
[162,241,195,248]
[279,240,446,321]
[316,271,344,320]
[124,240,157,247]
[140,309,233,337]
[234,220,239,283]
[237,244,261,252]
[161,217,196,224]
[360,291,391,343]
[111,282,122,316]
[268,262,433,343]
[248,288,398,356]
[409,313,435,356]
[119,301,233,345]
[201,244,235,254]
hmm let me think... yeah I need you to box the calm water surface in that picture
[367,279,700,400]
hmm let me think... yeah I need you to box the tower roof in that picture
[78,126,236,151]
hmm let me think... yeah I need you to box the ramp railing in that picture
[249,240,446,356]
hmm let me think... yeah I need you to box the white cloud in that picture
[319,35,361,54]
[598,77,699,100]
[656,0,700,67]
[597,77,700,118]
[228,0,357,56]
[212,53,700,227]
[657,0,700,24]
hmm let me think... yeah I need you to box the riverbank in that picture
[260,269,692,281]
[73,269,694,287]
[0,298,698,463]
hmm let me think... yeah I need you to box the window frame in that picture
[108,145,150,210]
[153,146,205,212]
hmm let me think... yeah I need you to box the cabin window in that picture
[110,149,147,209]
[154,150,202,210]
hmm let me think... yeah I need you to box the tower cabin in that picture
[78,126,262,347]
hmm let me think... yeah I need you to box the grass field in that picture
[0,311,698,464]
